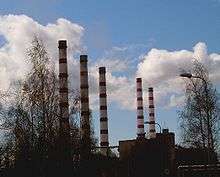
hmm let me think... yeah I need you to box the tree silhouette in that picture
[179,60,220,162]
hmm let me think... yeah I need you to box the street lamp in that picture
[180,73,193,78]
[180,72,207,82]
[144,121,162,133]
[180,72,211,164]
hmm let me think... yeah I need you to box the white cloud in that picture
[137,42,220,108]
[167,95,185,108]
[0,14,220,111]
[88,62,135,110]
[94,58,128,73]
[0,14,84,91]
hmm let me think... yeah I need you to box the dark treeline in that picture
[0,37,117,177]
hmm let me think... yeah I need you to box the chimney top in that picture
[80,55,88,63]
[99,67,106,74]
[162,129,169,134]
[58,40,67,49]
[148,87,153,91]
[136,78,142,82]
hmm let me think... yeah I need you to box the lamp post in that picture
[180,72,211,164]
[144,121,162,133]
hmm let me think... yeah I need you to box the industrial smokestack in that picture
[99,67,109,155]
[148,87,156,139]
[80,55,91,159]
[136,78,145,139]
[58,40,71,162]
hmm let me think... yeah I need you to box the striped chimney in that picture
[80,55,91,159]
[136,78,145,138]
[58,40,71,161]
[99,67,109,155]
[148,87,156,139]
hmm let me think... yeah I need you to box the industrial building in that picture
[119,129,175,177]
[57,40,219,177]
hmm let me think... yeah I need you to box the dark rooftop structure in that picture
[119,129,175,177]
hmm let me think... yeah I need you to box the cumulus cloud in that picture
[137,42,220,108]
[88,62,136,110]
[0,14,135,111]
[0,14,220,111]
[0,14,84,91]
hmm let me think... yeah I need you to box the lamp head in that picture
[180,73,192,78]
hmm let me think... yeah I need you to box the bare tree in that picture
[0,37,62,174]
[0,37,98,176]
[179,60,220,161]
[0,37,77,174]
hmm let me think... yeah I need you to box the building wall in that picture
[119,130,175,177]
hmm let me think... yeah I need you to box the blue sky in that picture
[0,0,220,146]
[1,0,220,51]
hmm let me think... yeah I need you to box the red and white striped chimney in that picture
[99,67,109,155]
[58,40,71,161]
[148,87,156,139]
[136,78,145,139]
[80,55,91,159]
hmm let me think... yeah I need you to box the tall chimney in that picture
[136,78,145,139]
[80,55,91,159]
[58,40,71,162]
[148,87,156,138]
[99,67,109,155]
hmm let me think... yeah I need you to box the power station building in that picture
[56,40,219,177]
[119,129,175,177]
